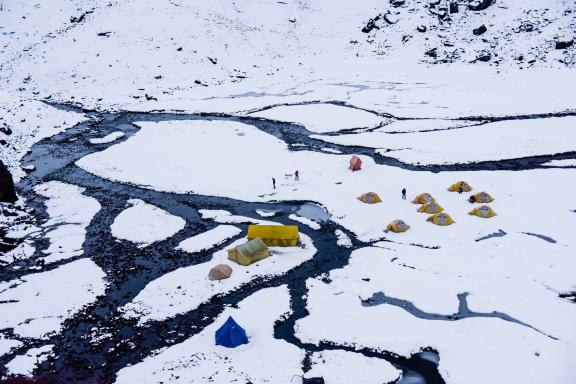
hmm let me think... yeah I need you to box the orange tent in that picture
[349,155,362,171]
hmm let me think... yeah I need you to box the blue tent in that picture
[215,316,249,348]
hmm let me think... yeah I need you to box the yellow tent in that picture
[357,192,382,204]
[469,205,497,218]
[247,225,299,247]
[426,212,455,226]
[448,181,472,192]
[471,192,494,203]
[417,202,444,214]
[227,238,270,265]
[384,220,410,233]
[412,193,435,205]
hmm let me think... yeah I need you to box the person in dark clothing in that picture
[295,170,299,182]
[402,188,406,200]
[272,177,276,189]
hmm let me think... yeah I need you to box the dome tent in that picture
[357,192,382,204]
[448,181,472,192]
[417,202,444,214]
[215,316,248,348]
[228,237,270,265]
[349,155,362,171]
[208,264,233,280]
[471,192,494,203]
[385,219,410,233]
[469,205,497,218]
[427,212,455,226]
[412,193,435,204]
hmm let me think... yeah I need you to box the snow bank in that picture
[296,278,576,384]
[0,335,22,358]
[288,214,321,230]
[111,199,185,247]
[34,181,100,264]
[305,350,400,384]
[250,103,384,133]
[5,345,54,377]
[313,117,576,165]
[122,233,316,323]
[177,225,241,253]
[89,131,125,144]
[199,209,274,225]
[115,286,304,384]
[0,258,107,339]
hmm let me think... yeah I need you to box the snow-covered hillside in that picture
[0,1,575,384]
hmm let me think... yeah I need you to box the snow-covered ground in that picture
[122,233,316,324]
[1,0,575,382]
[115,286,304,384]
[111,199,186,247]
[34,181,100,264]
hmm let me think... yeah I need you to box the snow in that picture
[313,116,576,165]
[115,286,304,384]
[89,131,125,144]
[255,209,278,218]
[177,225,242,254]
[0,335,22,358]
[296,275,576,384]
[250,103,384,133]
[334,229,353,248]
[0,258,107,339]
[305,350,400,384]
[543,159,576,167]
[122,233,316,324]
[111,199,186,247]
[288,214,321,230]
[34,181,101,264]
[5,345,54,377]
[198,209,275,225]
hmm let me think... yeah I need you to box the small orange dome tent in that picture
[357,192,382,204]
[349,155,362,171]
[417,202,444,214]
[426,212,455,226]
[384,220,410,233]
[448,181,472,192]
[470,192,494,203]
[469,205,497,218]
[412,193,435,204]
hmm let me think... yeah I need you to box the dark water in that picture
[2,110,448,383]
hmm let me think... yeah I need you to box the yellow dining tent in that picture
[247,225,299,247]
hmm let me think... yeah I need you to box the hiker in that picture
[272,178,276,189]
[295,170,299,182]
[402,188,406,200]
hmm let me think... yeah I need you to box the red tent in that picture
[349,155,362,171]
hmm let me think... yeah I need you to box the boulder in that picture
[555,40,573,50]
[468,0,494,11]
[473,25,487,35]
[0,160,17,203]
[417,25,427,32]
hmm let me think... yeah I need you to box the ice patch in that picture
[177,225,242,253]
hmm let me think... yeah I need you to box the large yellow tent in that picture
[247,225,299,247]
[228,238,270,266]
[384,219,410,233]
[412,193,435,204]
[426,212,455,226]
[469,205,497,218]
[417,202,444,214]
[471,192,494,203]
[448,181,472,192]
[357,192,382,204]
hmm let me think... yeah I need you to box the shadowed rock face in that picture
[0,160,18,203]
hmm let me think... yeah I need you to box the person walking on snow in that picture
[272,177,276,189]
[402,188,406,200]
[295,170,299,182]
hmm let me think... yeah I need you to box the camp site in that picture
[1,1,575,384]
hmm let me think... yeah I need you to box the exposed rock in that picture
[555,40,574,49]
[473,25,487,35]
[468,0,494,12]
[475,53,492,62]
[0,160,18,203]
[425,48,438,58]
[361,19,378,33]
[390,0,406,7]
[449,2,459,13]
[417,25,427,33]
